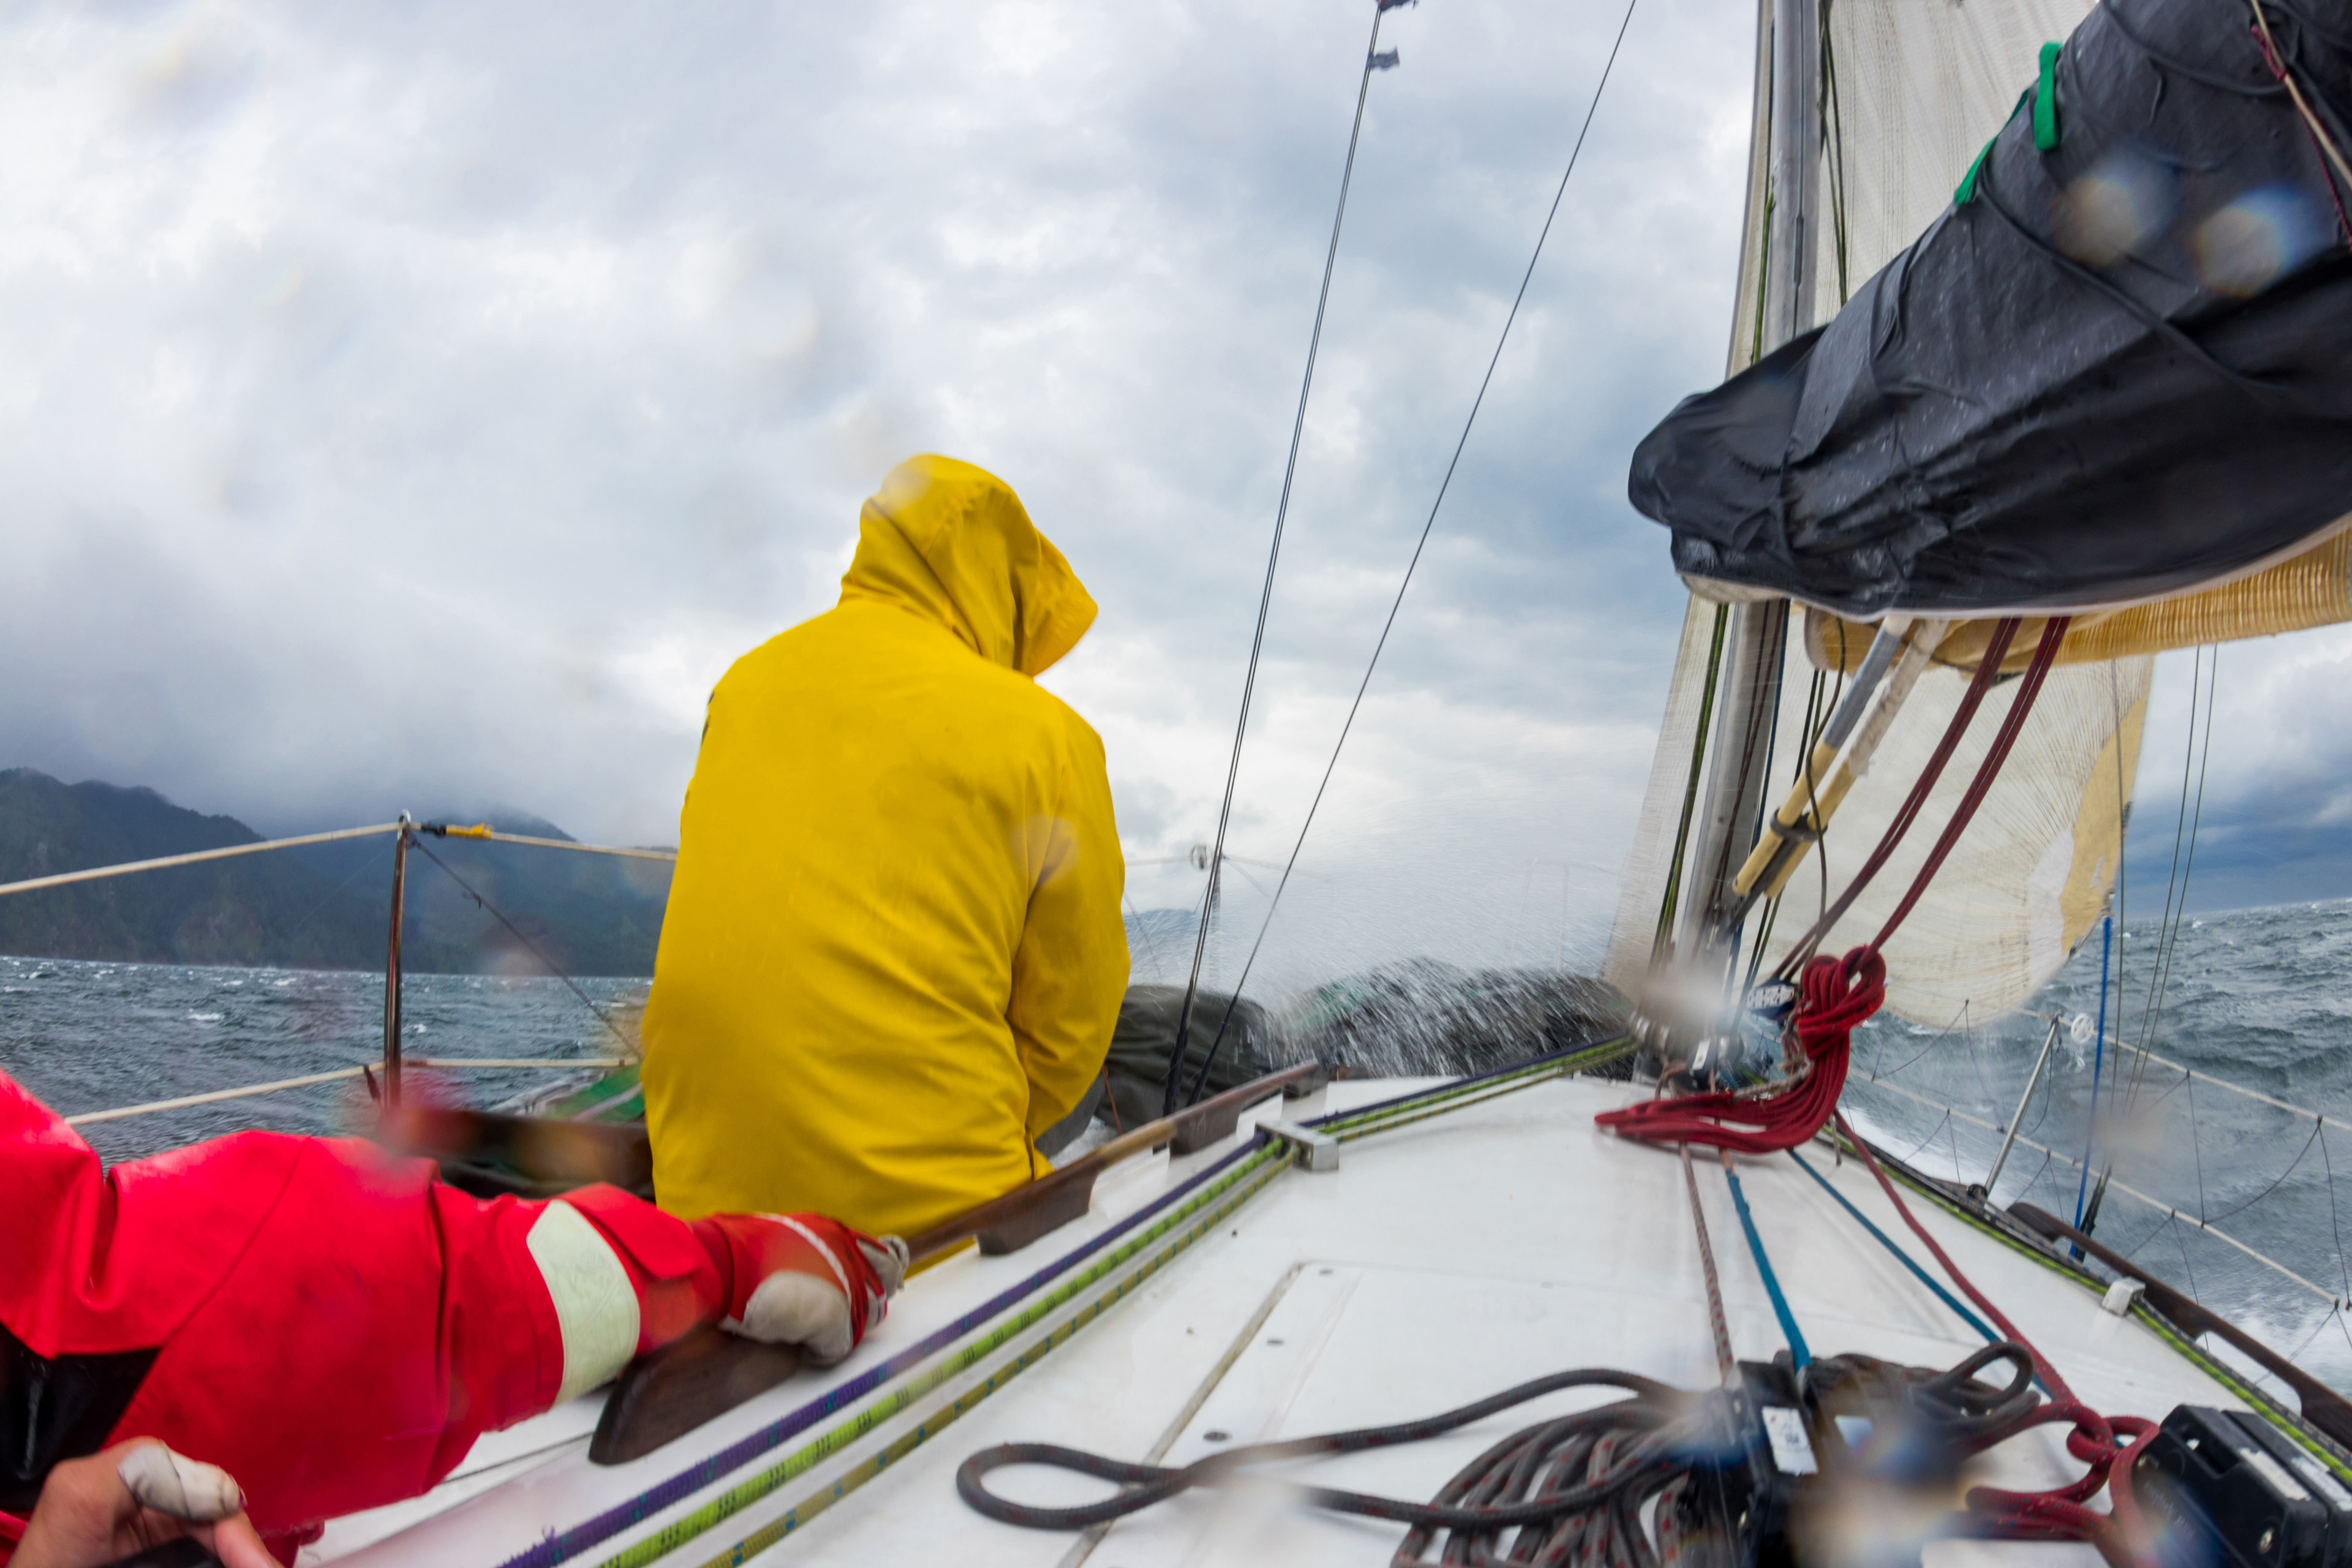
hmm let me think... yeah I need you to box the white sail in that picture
[1606,0,2160,1023]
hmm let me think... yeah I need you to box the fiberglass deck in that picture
[307,1072,2279,1568]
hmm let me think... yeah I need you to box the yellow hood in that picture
[839,454,1098,677]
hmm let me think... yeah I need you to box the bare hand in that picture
[13,1442,277,1568]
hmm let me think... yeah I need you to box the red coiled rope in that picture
[1599,616,2070,1157]
[1594,947,1883,1152]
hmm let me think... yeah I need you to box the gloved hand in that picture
[691,1214,909,1365]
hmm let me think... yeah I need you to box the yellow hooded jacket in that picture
[641,456,1129,1240]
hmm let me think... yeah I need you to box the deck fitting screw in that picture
[1204,1430,1231,1443]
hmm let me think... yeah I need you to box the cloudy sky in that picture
[4,0,2344,991]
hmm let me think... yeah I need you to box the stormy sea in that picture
[6,895,2351,1392]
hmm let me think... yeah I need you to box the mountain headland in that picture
[0,769,671,976]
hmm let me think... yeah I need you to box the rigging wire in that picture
[2201,1121,2323,1227]
[2132,649,2220,1098]
[1175,0,1647,1104]
[407,839,638,1058]
[2085,649,2218,1232]
[2128,647,2207,1073]
[2324,1126,2352,1302]
[2105,662,2132,1128]
[1167,2,1393,1115]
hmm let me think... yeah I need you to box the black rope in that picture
[1178,0,1646,1105]
[2169,1212,2203,1302]
[1870,1005,1970,1082]
[1900,1110,1954,1167]
[1166,2,1391,1116]
[959,1369,1682,1540]
[408,839,636,1057]
[962,1347,2041,1562]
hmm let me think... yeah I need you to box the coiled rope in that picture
[1832,1110,2162,1568]
[956,1369,1685,1540]
[960,1335,2121,1567]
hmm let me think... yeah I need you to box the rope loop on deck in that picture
[956,1368,1686,1545]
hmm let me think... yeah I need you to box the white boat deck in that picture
[308,1071,2294,1568]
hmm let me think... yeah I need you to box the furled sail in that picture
[1630,0,2352,620]
[1608,0,2187,1025]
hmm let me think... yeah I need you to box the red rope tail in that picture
[1836,1110,2161,1568]
[1834,1108,2065,1390]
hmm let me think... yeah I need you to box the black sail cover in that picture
[1629,0,2352,618]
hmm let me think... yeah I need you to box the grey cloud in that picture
[9,0,2325,1000]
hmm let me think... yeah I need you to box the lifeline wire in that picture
[1180,0,1647,1103]
[1169,1,1391,1115]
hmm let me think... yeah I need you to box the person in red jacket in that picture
[0,1069,905,1564]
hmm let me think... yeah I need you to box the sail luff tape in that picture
[0,823,404,899]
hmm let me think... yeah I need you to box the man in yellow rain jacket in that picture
[642,455,1129,1242]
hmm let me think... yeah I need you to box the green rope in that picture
[682,1155,1290,1568]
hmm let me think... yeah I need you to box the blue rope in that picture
[1725,1169,1811,1368]
[2074,913,2113,1232]
[1787,1148,1997,1343]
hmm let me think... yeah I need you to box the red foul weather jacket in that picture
[0,1069,727,1562]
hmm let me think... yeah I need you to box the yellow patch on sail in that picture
[1804,529,2352,675]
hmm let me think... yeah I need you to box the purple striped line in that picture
[495,1133,1270,1568]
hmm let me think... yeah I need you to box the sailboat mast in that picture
[1674,0,1819,980]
